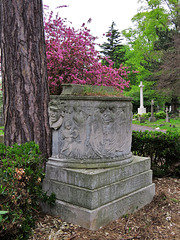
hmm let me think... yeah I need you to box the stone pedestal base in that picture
[138,107,146,115]
[149,117,156,122]
[139,117,145,123]
[166,117,170,123]
[42,156,155,230]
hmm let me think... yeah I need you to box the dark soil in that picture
[29,177,180,240]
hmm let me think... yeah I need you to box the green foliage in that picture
[122,0,179,104]
[133,113,140,120]
[100,21,128,68]
[154,111,166,119]
[124,81,169,113]
[0,142,55,240]
[141,112,151,119]
[154,28,174,51]
[0,212,8,223]
[133,112,151,120]
[132,130,180,177]
[133,111,166,120]
[82,85,123,96]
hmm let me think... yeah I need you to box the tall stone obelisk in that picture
[138,81,146,115]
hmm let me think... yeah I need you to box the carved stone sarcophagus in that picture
[48,94,133,168]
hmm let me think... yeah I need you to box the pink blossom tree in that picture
[44,9,133,94]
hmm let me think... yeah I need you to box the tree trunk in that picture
[0,0,1,45]
[171,97,178,113]
[1,0,51,157]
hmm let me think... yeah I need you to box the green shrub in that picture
[0,211,8,223]
[133,112,150,119]
[0,142,55,240]
[141,112,151,119]
[154,111,166,119]
[133,114,140,120]
[132,130,180,177]
[133,111,166,120]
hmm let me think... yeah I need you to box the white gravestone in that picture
[138,81,146,115]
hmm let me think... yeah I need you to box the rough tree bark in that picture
[0,0,51,157]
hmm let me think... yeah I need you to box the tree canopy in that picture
[100,21,128,68]
[122,0,180,110]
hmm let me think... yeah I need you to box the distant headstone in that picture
[138,81,146,115]
[171,114,176,118]
[165,107,170,122]
[156,105,160,112]
[149,99,156,122]
[139,117,145,123]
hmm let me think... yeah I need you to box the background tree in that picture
[122,0,180,111]
[44,14,132,93]
[156,22,180,111]
[0,0,51,157]
[100,21,128,68]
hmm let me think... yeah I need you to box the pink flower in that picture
[43,8,136,94]
[87,18,92,23]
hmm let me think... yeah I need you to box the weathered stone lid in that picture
[52,84,132,101]
[61,84,85,95]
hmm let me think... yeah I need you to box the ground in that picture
[29,125,179,239]
[29,177,180,240]
[132,124,166,132]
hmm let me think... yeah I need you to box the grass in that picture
[82,85,123,97]
[132,118,180,133]
[0,126,4,135]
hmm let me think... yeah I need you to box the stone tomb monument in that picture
[42,86,155,230]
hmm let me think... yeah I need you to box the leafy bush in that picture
[0,142,55,240]
[141,112,151,119]
[0,211,8,223]
[133,113,140,120]
[133,112,151,120]
[132,130,180,177]
[154,111,166,119]
[133,111,166,120]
